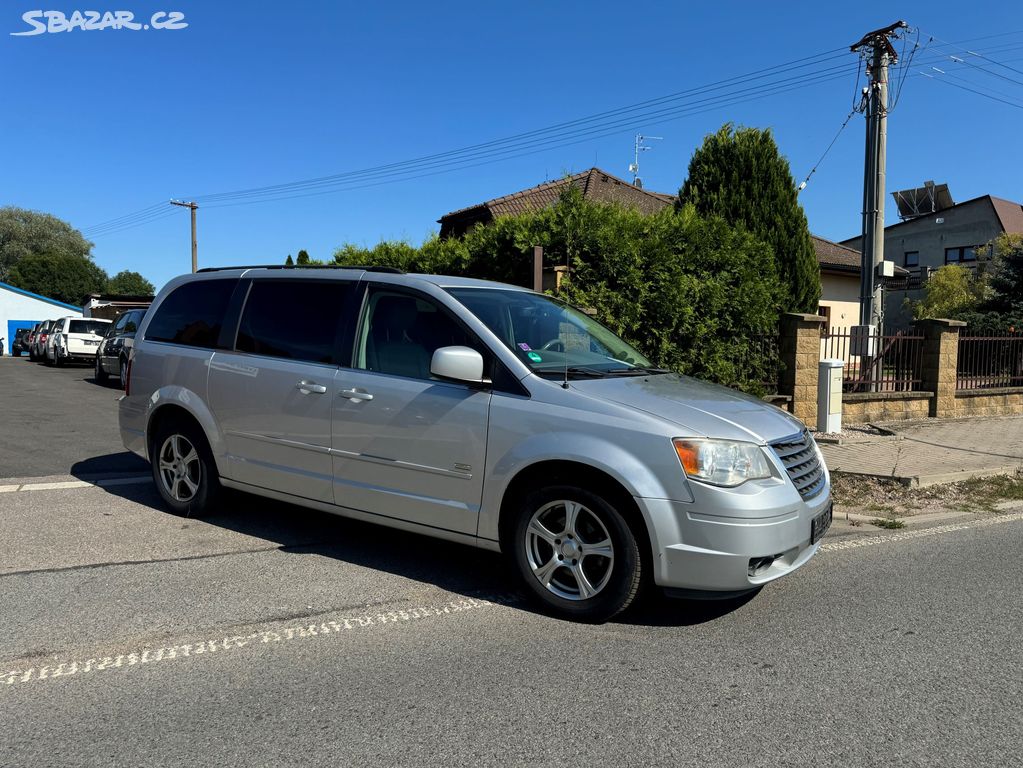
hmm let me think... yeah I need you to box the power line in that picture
[82,30,1023,238]
[919,70,1023,110]
[797,109,856,193]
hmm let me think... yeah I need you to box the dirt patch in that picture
[831,470,1023,522]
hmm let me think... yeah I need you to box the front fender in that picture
[478,430,694,543]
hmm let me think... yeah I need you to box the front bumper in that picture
[638,478,831,594]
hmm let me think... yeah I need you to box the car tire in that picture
[95,354,108,383]
[150,418,222,517]
[55,353,65,367]
[44,353,53,367]
[510,484,644,623]
[13,349,20,357]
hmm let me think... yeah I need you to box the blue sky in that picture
[2,1,1021,291]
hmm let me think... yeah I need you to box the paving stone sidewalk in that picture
[818,416,1023,487]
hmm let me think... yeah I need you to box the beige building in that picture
[811,235,860,332]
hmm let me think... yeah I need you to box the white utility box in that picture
[818,358,844,433]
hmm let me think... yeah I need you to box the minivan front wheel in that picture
[511,485,643,622]
[151,420,220,517]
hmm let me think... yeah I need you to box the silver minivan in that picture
[120,267,831,621]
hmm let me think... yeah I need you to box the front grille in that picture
[770,431,826,500]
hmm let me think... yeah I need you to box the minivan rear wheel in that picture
[151,419,221,517]
[510,485,643,622]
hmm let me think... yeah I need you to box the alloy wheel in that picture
[524,499,614,601]
[157,434,201,503]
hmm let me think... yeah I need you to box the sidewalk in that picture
[817,416,1023,487]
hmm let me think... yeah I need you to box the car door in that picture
[208,278,357,503]
[330,285,491,535]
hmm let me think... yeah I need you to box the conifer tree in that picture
[678,124,820,313]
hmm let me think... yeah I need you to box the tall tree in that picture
[8,252,108,305]
[981,233,1023,314]
[677,124,820,313]
[285,254,294,265]
[296,249,311,265]
[107,270,155,296]
[0,206,93,282]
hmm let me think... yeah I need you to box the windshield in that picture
[69,320,110,335]
[446,287,656,377]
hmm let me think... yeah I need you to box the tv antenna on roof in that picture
[629,133,662,188]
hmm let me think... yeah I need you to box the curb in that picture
[831,464,1023,488]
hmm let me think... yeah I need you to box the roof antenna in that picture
[629,133,662,188]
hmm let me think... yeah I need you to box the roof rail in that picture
[195,264,404,274]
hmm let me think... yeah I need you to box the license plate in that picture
[811,504,833,544]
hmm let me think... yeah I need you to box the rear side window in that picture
[146,279,237,348]
[69,320,110,335]
[236,280,353,364]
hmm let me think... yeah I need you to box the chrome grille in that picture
[770,431,826,500]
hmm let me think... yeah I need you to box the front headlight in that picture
[673,438,773,487]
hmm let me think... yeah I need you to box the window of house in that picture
[904,251,919,267]
[945,246,978,264]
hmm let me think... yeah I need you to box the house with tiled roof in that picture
[811,235,861,331]
[437,167,675,238]
[841,192,1023,325]
[438,168,863,326]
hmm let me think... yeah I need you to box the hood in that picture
[570,374,805,444]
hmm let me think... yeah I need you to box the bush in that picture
[332,188,783,392]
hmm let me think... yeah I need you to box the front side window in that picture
[146,279,237,348]
[123,311,142,333]
[355,288,480,380]
[446,287,654,378]
[236,280,352,364]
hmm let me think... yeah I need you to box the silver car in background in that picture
[120,267,831,621]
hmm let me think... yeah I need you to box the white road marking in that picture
[0,476,151,494]
[820,511,1023,552]
[1,595,515,689]
[20,481,92,491]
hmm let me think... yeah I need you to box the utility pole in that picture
[851,21,906,329]
[170,200,198,273]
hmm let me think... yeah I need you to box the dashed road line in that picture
[820,511,1023,552]
[0,475,151,494]
[0,595,516,689]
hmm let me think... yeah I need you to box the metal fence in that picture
[957,331,1023,390]
[820,327,925,392]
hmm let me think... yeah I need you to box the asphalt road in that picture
[0,356,146,479]
[2,356,1022,766]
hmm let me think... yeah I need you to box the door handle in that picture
[339,388,374,402]
[296,381,327,394]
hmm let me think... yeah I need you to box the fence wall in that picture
[772,314,1023,427]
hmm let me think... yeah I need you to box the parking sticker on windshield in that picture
[527,352,543,363]
[518,343,531,351]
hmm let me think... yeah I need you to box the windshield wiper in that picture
[606,366,672,376]
[536,366,609,379]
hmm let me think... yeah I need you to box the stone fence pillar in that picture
[915,318,965,418]
[779,312,826,426]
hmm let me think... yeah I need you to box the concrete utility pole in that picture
[170,200,198,272]
[851,21,906,328]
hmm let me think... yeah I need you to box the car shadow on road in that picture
[76,455,751,628]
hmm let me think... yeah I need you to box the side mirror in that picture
[431,346,486,384]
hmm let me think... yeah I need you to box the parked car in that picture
[31,319,58,362]
[43,316,70,365]
[120,267,831,622]
[24,324,40,359]
[95,309,145,386]
[51,317,112,367]
[11,328,31,357]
